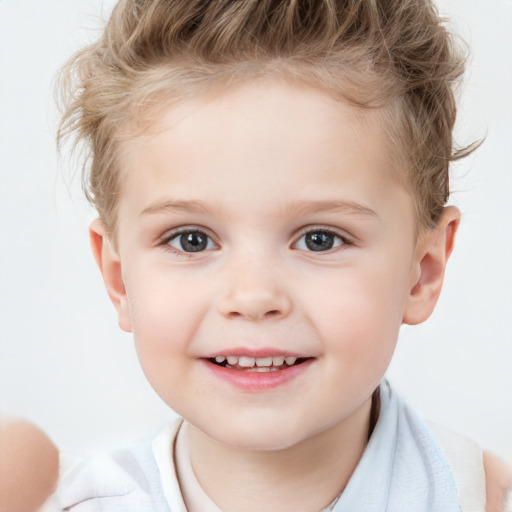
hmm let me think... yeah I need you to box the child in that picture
[51,0,511,510]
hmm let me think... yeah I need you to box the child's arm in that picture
[484,450,512,512]
[0,418,59,512]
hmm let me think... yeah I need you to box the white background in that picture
[0,0,511,461]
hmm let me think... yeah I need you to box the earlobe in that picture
[89,220,132,332]
[403,206,461,325]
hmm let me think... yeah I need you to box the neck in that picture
[186,398,372,512]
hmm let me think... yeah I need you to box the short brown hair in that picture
[57,0,476,238]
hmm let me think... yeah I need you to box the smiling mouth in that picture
[207,355,309,372]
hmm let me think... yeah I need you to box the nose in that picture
[217,259,292,321]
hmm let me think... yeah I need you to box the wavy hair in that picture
[57,0,476,238]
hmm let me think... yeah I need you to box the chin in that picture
[205,417,316,453]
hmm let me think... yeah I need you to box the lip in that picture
[203,347,307,359]
[201,357,314,392]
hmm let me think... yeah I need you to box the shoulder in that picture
[483,450,512,512]
[427,421,512,512]
[420,420,486,511]
[56,442,170,512]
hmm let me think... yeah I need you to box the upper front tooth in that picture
[239,356,256,367]
[222,355,296,367]
[255,357,273,367]
[272,356,285,366]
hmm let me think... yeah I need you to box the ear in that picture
[89,219,132,332]
[403,206,460,325]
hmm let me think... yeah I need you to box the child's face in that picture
[102,81,426,450]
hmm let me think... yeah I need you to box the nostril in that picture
[217,292,292,321]
[227,309,282,320]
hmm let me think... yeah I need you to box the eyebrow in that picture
[282,199,378,218]
[141,199,218,216]
[140,199,377,218]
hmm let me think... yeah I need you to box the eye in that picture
[167,230,216,253]
[294,229,347,252]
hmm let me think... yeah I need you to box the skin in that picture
[90,79,464,512]
[2,417,507,511]
[484,451,512,512]
[0,79,508,511]
[0,79,507,511]
[0,419,59,512]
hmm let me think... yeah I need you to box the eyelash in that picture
[161,228,217,255]
[293,227,352,253]
[160,226,352,255]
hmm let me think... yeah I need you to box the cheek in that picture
[304,261,409,360]
[122,267,208,372]
[124,274,201,407]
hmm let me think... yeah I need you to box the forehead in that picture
[117,80,413,228]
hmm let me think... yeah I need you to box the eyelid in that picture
[159,225,214,242]
[292,225,353,251]
[160,226,219,252]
